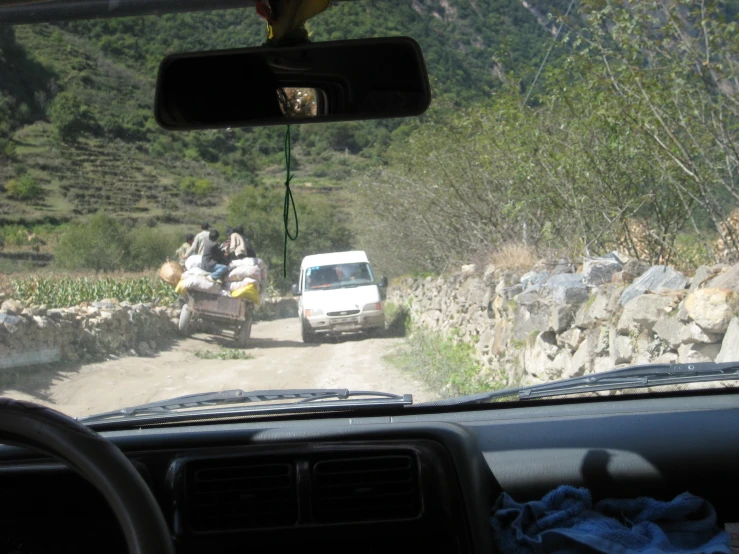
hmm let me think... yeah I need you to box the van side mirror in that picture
[379,276,388,288]
[291,284,301,296]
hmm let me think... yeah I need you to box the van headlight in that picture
[363,303,382,312]
[305,309,323,318]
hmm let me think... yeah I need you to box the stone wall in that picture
[388,255,739,389]
[0,298,180,368]
[0,295,298,369]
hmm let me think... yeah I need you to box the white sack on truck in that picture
[182,267,209,278]
[227,264,262,282]
[227,257,268,283]
[179,275,220,295]
[225,277,259,293]
[185,255,202,271]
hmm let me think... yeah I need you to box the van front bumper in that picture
[306,311,385,334]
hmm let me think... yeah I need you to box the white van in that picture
[292,251,388,343]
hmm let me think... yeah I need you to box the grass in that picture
[489,243,537,271]
[384,301,410,338]
[385,326,505,398]
[194,348,254,360]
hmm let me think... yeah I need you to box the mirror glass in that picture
[278,87,320,119]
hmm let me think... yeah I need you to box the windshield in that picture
[305,263,375,290]
[1,0,738,420]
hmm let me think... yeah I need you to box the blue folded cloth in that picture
[491,486,730,553]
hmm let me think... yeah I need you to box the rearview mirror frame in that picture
[155,37,431,131]
[291,284,301,297]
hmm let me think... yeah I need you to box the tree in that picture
[49,92,94,142]
[569,0,739,261]
[228,186,354,290]
[356,0,739,274]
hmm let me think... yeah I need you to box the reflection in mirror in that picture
[278,87,319,118]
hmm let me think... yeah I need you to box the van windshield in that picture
[305,263,375,290]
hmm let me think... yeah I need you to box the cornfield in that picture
[9,275,178,309]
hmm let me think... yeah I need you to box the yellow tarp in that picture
[175,280,187,296]
[231,283,260,305]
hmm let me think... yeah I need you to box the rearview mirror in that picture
[291,284,301,297]
[155,37,430,131]
[379,276,389,288]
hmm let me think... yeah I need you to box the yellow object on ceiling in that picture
[256,0,331,44]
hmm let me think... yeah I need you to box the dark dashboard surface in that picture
[1,393,739,553]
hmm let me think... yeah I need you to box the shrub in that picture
[5,175,44,202]
[54,212,127,271]
[0,225,32,247]
[0,138,16,159]
[489,243,537,271]
[54,212,179,272]
[385,327,505,397]
[180,177,215,197]
[125,226,179,271]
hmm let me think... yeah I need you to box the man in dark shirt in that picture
[199,229,229,284]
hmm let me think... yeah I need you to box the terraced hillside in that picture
[0,0,570,276]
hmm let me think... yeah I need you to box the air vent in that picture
[312,454,421,523]
[188,461,298,532]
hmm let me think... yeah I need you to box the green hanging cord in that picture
[283,125,299,278]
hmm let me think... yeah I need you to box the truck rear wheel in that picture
[235,318,252,347]
[178,304,192,336]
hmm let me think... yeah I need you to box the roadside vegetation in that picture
[386,325,506,397]
[194,348,254,361]
[4,273,178,308]
[358,0,739,277]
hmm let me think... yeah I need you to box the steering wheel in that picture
[0,398,174,554]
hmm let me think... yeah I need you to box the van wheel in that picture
[301,322,317,344]
[178,304,192,336]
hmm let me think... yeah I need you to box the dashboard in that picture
[0,425,495,554]
[2,392,739,553]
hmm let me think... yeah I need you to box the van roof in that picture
[301,251,369,269]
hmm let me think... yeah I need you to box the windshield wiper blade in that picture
[419,362,739,406]
[79,388,412,423]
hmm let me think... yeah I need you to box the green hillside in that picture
[0,0,567,277]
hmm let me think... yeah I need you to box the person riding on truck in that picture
[238,225,257,258]
[224,226,247,261]
[200,229,229,284]
[176,233,195,263]
[186,222,210,258]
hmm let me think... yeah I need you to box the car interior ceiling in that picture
[1,1,738,554]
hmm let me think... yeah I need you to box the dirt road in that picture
[0,318,433,417]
